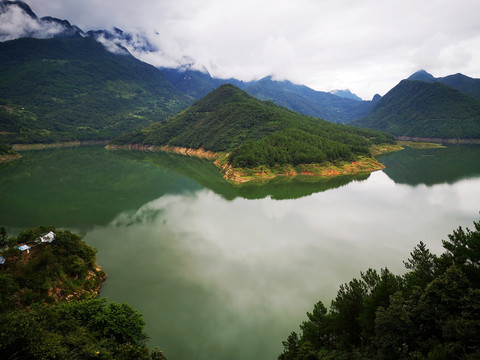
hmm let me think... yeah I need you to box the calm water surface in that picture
[1,145,480,360]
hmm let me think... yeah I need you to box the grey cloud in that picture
[11,0,480,99]
[0,3,65,41]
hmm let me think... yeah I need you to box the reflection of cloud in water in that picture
[86,171,480,360]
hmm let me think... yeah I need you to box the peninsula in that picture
[110,84,396,183]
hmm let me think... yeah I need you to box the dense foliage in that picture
[113,84,394,168]
[228,129,360,168]
[0,225,103,308]
[279,217,480,360]
[0,37,190,144]
[354,80,480,139]
[0,226,166,360]
[0,138,15,155]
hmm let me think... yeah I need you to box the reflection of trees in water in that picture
[0,146,373,232]
[379,145,480,186]
[118,149,371,201]
[0,146,189,231]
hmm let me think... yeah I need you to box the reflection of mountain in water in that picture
[0,146,369,233]
[115,150,371,200]
[379,145,480,186]
[0,146,200,232]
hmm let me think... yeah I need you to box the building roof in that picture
[0,256,5,264]
[18,244,31,251]
[40,231,56,243]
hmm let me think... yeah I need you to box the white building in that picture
[40,231,55,243]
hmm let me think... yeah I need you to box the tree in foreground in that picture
[278,217,480,360]
[0,226,168,360]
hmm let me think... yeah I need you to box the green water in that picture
[1,145,480,360]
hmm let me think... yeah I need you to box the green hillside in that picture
[112,84,394,176]
[353,80,480,139]
[0,37,191,144]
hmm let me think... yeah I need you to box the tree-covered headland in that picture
[0,226,167,360]
[279,217,480,360]
[111,84,395,182]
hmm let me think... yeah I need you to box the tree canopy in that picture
[113,84,394,170]
[0,226,167,360]
[279,217,480,360]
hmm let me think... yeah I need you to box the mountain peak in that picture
[192,84,253,112]
[330,89,362,101]
[407,70,435,82]
[0,1,37,19]
[0,0,84,40]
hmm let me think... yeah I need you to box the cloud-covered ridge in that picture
[0,1,83,41]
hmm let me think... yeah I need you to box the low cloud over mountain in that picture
[0,1,83,41]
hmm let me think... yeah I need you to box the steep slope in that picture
[112,84,394,178]
[353,80,480,139]
[0,37,190,143]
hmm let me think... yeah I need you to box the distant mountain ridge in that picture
[408,70,480,100]
[2,0,480,142]
[330,89,363,101]
[353,78,480,139]
[160,68,376,124]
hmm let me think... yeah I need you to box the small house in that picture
[0,256,5,264]
[40,231,55,243]
[18,244,31,253]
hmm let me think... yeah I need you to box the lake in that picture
[1,145,480,360]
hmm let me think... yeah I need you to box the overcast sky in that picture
[23,0,480,99]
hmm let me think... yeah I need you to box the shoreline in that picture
[396,136,480,145]
[106,143,389,183]
[12,140,108,151]
[105,143,220,159]
[216,157,386,183]
[0,153,22,162]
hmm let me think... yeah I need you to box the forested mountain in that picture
[353,80,480,139]
[408,70,480,100]
[0,36,190,143]
[112,84,393,171]
[279,218,480,360]
[3,1,480,144]
[160,67,376,124]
